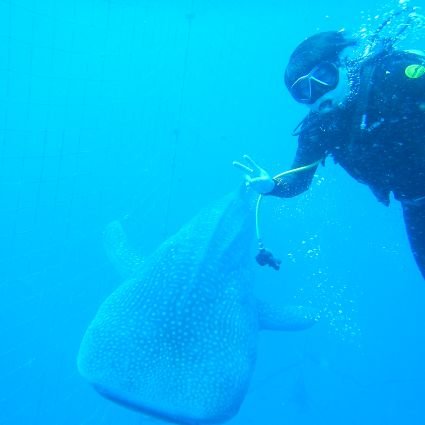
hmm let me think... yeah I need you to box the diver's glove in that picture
[232,155,275,194]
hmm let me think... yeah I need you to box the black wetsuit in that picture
[271,49,425,279]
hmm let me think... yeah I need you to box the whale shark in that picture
[77,188,317,425]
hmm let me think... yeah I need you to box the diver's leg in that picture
[401,202,425,280]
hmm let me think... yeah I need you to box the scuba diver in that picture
[234,18,425,279]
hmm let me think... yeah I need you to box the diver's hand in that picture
[233,155,275,194]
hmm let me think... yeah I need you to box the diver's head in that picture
[284,30,357,113]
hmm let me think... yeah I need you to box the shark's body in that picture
[78,189,316,424]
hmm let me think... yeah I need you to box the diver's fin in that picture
[257,300,319,331]
[103,220,144,279]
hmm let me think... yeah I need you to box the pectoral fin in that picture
[103,220,144,279]
[257,300,319,331]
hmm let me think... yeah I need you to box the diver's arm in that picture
[268,133,325,198]
[268,158,319,198]
[233,148,322,198]
[233,119,325,197]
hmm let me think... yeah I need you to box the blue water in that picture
[1,0,425,424]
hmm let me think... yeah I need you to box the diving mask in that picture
[290,62,339,104]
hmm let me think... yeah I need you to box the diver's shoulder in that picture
[366,48,425,84]
[379,48,425,67]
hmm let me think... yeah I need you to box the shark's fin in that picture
[103,219,144,279]
[257,300,319,331]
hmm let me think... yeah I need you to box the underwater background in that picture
[1,0,425,424]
